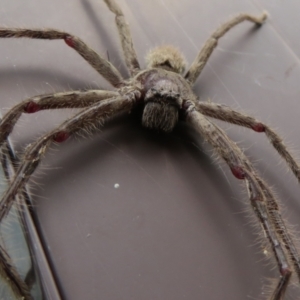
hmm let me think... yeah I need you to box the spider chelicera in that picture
[0,0,299,299]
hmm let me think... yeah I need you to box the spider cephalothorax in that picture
[0,1,299,300]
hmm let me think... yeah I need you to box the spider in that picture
[0,0,299,299]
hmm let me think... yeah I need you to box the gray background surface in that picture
[1,0,300,299]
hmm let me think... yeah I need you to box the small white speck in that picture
[254,78,261,86]
[86,233,91,238]
[114,183,120,189]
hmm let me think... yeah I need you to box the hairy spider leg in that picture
[0,93,138,300]
[0,28,124,87]
[185,12,267,85]
[0,90,118,148]
[0,244,33,300]
[196,102,300,186]
[195,101,300,281]
[186,104,295,299]
[104,0,140,76]
[0,92,139,222]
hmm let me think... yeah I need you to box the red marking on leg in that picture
[53,131,70,143]
[251,123,265,132]
[24,101,41,113]
[230,166,246,180]
[280,266,291,277]
[64,36,75,48]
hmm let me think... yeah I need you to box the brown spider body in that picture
[134,67,190,132]
[0,1,300,299]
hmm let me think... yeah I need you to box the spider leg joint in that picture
[64,35,75,48]
[24,101,41,113]
[251,122,265,132]
[53,131,70,143]
[230,165,246,179]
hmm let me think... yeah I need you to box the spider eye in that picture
[146,45,186,74]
